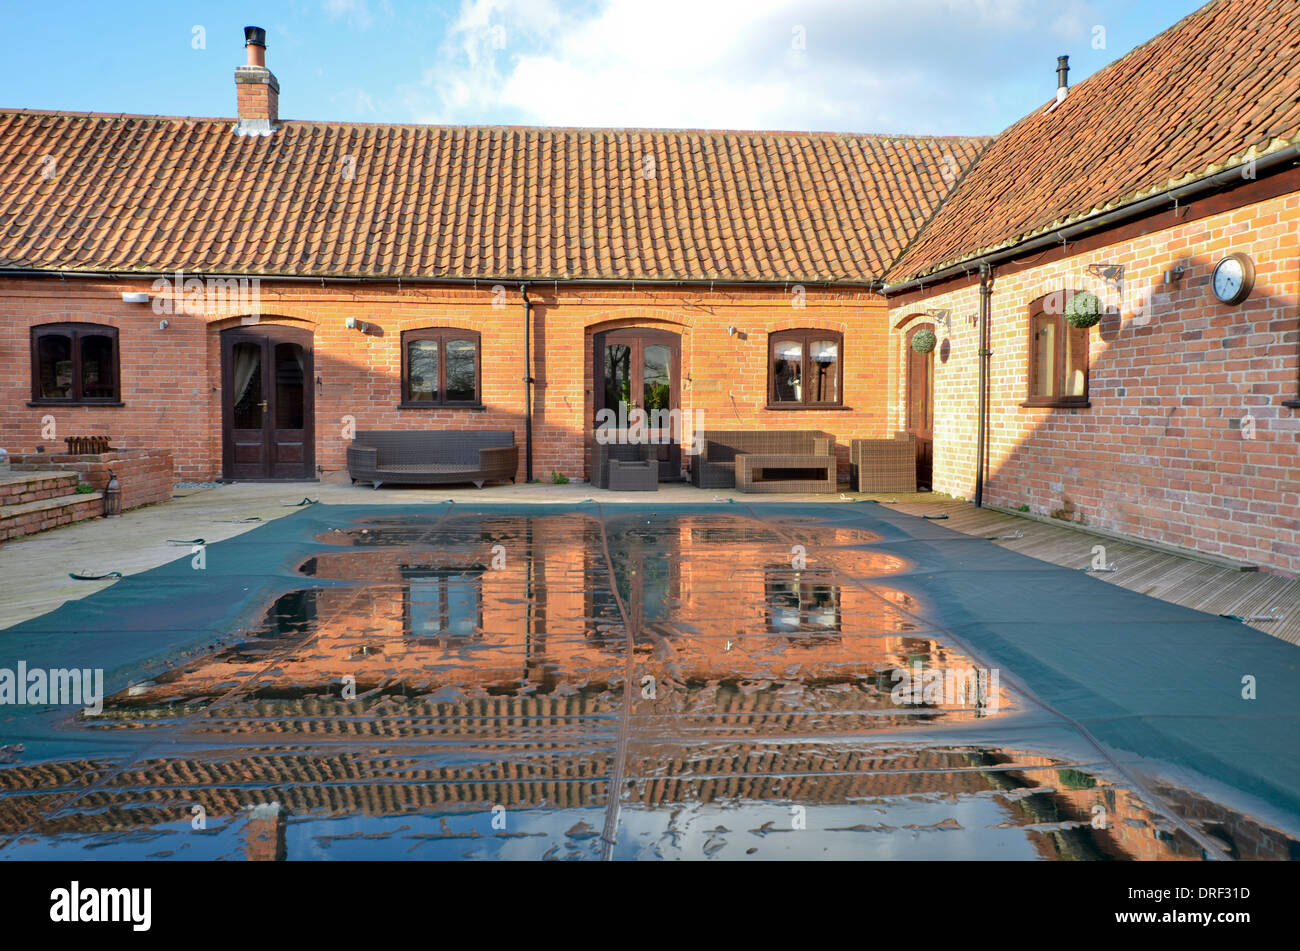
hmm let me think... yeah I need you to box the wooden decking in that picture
[874,493,1300,645]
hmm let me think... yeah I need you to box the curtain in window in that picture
[232,343,260,407]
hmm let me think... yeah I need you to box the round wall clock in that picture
[1211,252,1255,305]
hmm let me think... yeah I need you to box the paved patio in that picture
[0,479,1295,644]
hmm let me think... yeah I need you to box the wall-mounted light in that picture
[158,319,170,330]
[727,326,738,337]
[121,292,150,304]
[925,308,951,333]
[1163,264,1186,284]
[1086,263,1125,286]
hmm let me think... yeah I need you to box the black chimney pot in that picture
[245,26,267,48]
[1057,55,1069,89]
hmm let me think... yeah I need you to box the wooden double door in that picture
[593,328,681,481]
[220,326,315,480]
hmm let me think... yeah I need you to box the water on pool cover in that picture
[1,510,1295,860]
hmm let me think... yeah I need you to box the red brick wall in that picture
[887,188,1300,574]
[8,448,173,511]
[0,279,893,484]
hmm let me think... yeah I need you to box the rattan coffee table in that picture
[735,453,837,493]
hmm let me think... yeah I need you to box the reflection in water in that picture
[2,512,1295,861]
[403,566,483,646]
[766,567,841,643]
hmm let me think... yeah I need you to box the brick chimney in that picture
[234,26,278,136]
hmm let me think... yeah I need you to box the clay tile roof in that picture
[0,112,987,284]
[886,0,1300,285]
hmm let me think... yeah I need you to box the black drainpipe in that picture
[520,284,534,482]
[975,263,993,507]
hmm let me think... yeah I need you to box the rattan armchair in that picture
[850,433,917,492]
[589,440,659,491]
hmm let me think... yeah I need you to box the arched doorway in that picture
[904,323,934,490]
[220,324,315,480]
[592,327,682,481]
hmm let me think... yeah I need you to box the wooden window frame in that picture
[399,328,483,408]
[766,329,845,409]
[29,322,122,405]
[1022,292,1091,408]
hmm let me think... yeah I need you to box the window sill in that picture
[396,402,485,410]
[764,404,852,411]
[27,400,125,407]
[1020,399,1091,409]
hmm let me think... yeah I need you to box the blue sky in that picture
[4,0,1207,135]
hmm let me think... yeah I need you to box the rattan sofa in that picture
[850,433,917,492]
[347,430,517,488]
[689,430,836,490]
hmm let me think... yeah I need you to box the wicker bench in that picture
[850,434,917,492]
[690,430,835,489]
[347,430,517,488]
[589,440,659,491]
[736,452,838,493]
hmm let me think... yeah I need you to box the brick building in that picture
[0,25,985,491]
[883,0,1299,573]
[1,1,1296,571]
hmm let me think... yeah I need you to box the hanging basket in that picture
[910,329,937,354]
[1063,291,1103,329]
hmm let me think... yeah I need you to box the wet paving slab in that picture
[1,505,1297,860]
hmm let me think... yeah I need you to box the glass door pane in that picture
[642,343,671,413]
[232,341,264,429]
[604,343,632,417]
[274,343,305,429]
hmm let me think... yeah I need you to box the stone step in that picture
[0,470,81,506]
[0,491,104,543]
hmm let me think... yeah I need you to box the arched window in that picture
[768,329,843,407]
[1025,292,1089,406]
[30,323,121,404]
[401,328,481,406]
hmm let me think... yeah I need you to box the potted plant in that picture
[910,328,937,354]
[1063,291,1103,329]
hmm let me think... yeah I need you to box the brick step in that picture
[0,470,81,506]
[0,491,104,543]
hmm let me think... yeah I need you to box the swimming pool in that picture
[2,503,1297,860]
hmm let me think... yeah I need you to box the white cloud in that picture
[400,0,1101,134]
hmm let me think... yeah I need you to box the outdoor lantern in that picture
[104,470,122,517]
